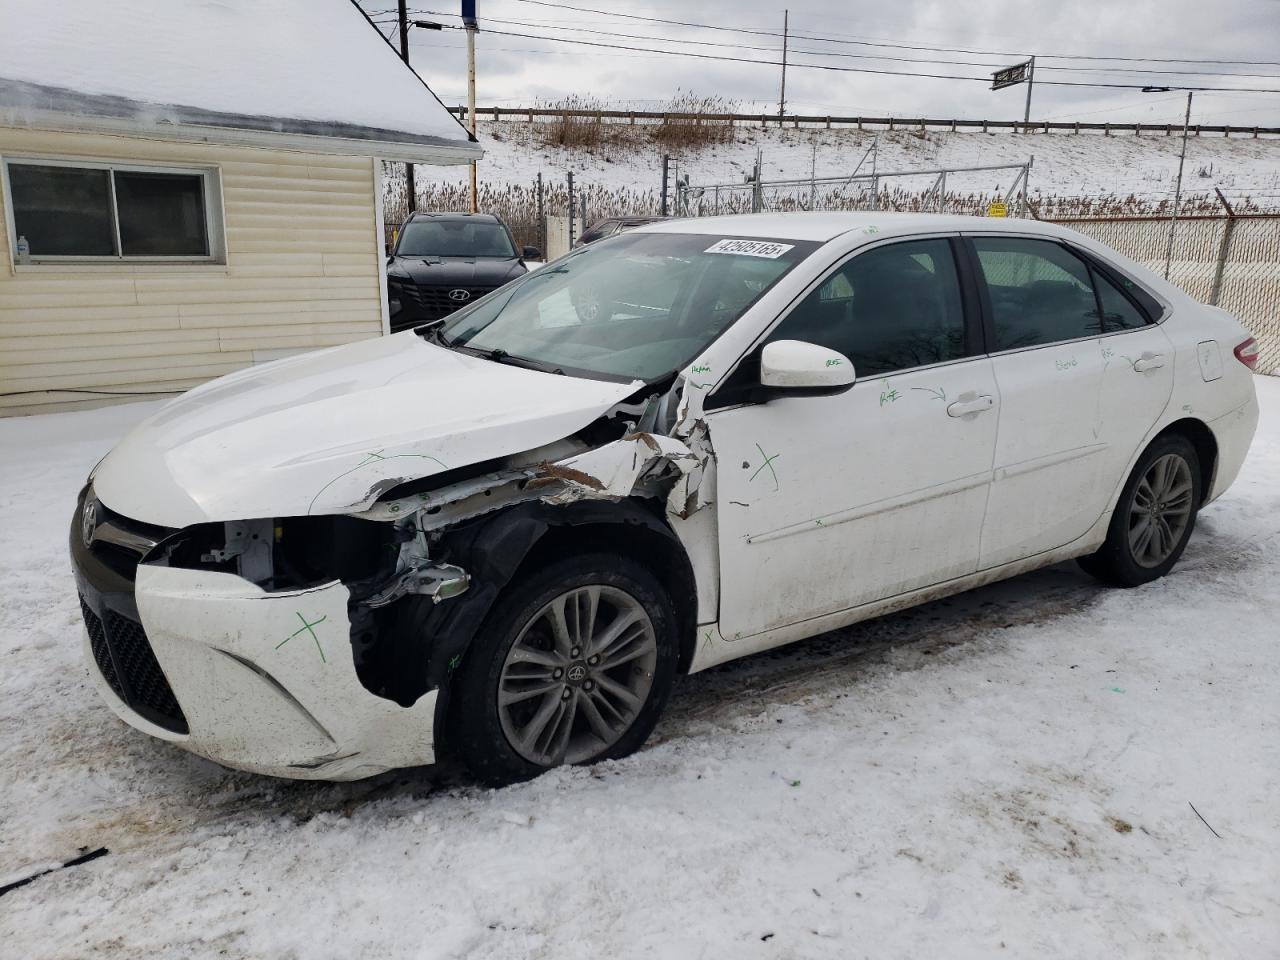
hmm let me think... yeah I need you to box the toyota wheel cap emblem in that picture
[448,289,471,302]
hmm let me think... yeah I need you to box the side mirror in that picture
[760,340,855,393]
[521,245,542,261]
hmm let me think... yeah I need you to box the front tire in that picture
[1078,433,1202,587]
[447,553,679,786]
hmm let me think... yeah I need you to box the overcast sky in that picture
[359,0,1280,127]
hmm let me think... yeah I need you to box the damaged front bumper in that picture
[71,487,443,782]
[86,568,438,780]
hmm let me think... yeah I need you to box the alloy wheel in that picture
[1127,453,1195,568]
[497,585,658,767]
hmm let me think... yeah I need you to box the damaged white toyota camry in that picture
[72,213,1260,784]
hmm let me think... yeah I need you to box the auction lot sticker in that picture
[704,239,796,258]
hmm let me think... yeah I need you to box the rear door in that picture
[966,235,1172,569]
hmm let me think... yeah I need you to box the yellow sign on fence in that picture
[987,200,1009,218]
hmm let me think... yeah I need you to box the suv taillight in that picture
[1233,337,1259,371]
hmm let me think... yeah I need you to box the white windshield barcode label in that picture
[704,239,795,259]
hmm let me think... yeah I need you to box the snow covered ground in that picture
[441,120,1280,208]
[2,380,1278,958]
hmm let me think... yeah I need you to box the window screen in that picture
[973,237,1101,350]
[767,238,967,376]
[113,171,208,257]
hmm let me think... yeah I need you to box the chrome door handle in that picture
[946,394,994,418]
[1133,352,1166,373]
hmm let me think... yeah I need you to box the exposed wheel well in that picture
[1155,418,1218,504]
[513,519,700,673]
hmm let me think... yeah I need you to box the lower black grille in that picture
[81,597,124,702]
[78,595,188,734]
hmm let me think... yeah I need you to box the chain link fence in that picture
[1049,215,1280,375]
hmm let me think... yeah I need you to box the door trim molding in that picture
[744,469,992,545]
[994,442,1108,482]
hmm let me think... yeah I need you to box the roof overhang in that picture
[0,78,482,165]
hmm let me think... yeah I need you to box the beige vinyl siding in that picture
[0,128,386,415]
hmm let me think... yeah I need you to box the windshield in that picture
[397,219,516,258]
[439,232,817,382]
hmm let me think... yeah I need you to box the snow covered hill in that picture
[404,119,1280,216]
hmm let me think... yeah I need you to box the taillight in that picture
[1233,337,1259,371]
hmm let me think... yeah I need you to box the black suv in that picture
[574,215,670,247]
[386,212,539,333]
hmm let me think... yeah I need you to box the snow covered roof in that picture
[0,0,480,164]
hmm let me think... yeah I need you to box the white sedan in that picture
[72,213,1260,784]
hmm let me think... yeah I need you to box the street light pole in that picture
[467,21,478,213]
[1022,55,1036,133]
[1166,90,1193,280]
[778,9,788,126]
[397,0,415,212]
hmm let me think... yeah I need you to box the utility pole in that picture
[1166,90,1193,279]
[397,0,415,212]
[463,1,479,213]
[778,9,789,126]
[1022,55,1036,133]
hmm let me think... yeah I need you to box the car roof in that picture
[407,211,504,224]
[633,211,1077,243]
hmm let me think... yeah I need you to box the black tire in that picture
[446,552,679,786]
[1078,433,1202,588]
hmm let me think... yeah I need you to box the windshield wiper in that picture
[465,345,564,375]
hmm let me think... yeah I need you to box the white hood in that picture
[92,333,641,528]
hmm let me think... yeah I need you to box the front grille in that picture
[78,595,188,734]
[415,285,496,320]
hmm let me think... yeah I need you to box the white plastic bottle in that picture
[15,234,30,264]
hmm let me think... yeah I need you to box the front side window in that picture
[396,219,516,258]
[439,232,817,382]
[765,237,968,377]
[972,237,1101,350]
[5,160,215,260]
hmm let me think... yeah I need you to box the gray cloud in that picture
[365,0,1280,126]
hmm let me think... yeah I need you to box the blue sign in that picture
[461,0,477,26]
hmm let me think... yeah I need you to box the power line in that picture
[414,23,1280,93]
[410,9,1280,80]
[502,0,1280,68]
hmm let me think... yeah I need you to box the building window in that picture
[3,158,222,263]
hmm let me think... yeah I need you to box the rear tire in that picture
[447,553,678,786]
[1078,433,1202,587]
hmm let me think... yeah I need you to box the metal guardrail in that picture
[447,105,1280,138]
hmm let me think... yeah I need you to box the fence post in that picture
[660,155,670,217]
[1210,188,1237,306]
[536,172,546,256]
[567,171,576,245]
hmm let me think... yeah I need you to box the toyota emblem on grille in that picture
[448,288,472,302]
[81,497,99,548]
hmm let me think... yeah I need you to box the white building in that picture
[0,0,480,414]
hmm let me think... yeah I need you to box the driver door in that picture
[707,236,1000,641]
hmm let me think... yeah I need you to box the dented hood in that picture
[92,333,642,528]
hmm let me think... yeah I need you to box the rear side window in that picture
[1092,268,1149,331]
[972,237,1100,350]
[766,238,967,376]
